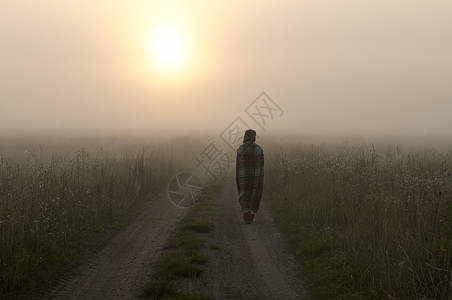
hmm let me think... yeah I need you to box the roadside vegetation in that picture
[0,132,202,298]
[140,180,223,300]
[265,140,452,299]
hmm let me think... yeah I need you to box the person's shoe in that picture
[243,212,253,224]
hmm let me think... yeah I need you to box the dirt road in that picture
[36,194,187,300]
[180,178,305,299]
[37,178,304,299]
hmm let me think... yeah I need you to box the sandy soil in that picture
[34,194,187,300]
[180,178,305,299]
[33,178,305,299]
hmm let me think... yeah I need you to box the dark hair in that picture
[243,129,256,143]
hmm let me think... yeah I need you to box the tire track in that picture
[181,178,305,299]
[36,194,186,300]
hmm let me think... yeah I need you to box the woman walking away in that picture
[235,129,264,224]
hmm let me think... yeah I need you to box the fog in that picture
[1,1,451,136]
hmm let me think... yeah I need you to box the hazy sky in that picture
[1,1,451,136]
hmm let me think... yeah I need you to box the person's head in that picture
[243,129,256,143]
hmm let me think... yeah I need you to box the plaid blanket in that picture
[236,141,264,213]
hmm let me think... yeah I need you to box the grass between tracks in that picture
[140,179,224,300]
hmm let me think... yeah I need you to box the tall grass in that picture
[265,142,452,299]
[0,134,198,297]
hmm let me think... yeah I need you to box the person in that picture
[235,129,264,224]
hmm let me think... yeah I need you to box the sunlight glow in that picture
[151,26,186,72]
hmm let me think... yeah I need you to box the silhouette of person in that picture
[235,129,264,224]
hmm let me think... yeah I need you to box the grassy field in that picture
[264,138,452,299]
[0,130,205,297]
[2,130,452,299]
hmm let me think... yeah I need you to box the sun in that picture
[151,26,186,72]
